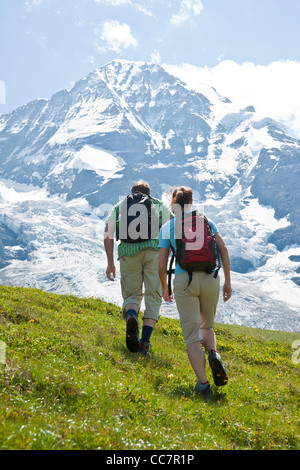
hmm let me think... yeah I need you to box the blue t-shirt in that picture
[159,212,219,275]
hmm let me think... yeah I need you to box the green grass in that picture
[0,285,299,450]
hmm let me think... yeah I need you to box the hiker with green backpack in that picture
[158,186,232,401]
[104,180,173,355]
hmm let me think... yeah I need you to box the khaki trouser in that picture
[173,271,220,345]
[120,249,162,321]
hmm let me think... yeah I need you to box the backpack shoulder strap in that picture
[115,198,128,241]
[167,246,175,296]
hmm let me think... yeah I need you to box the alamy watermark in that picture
[0,341,6,365]
[0,80,6,105]
[102,198,208,246]
[292,340,300,365]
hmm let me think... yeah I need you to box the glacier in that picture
[0,59,299,332]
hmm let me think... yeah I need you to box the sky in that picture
[1,0,300,136]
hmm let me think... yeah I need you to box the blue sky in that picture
[1,0,300,135]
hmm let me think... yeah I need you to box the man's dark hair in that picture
[131,180,151,196]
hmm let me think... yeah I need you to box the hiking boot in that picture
[126,314,140,353]
[139,340,150,355]
[195,382,212,402]
[208,350,228,386]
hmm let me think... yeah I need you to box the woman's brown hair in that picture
[171,186,193,209]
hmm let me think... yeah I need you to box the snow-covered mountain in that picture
[0,59,299,332]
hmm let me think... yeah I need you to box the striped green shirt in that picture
[106,196,173,259]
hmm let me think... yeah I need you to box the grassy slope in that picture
[0,285,299,450]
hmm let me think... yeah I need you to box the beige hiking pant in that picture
[173,271,220,345]
[120,249,162,321]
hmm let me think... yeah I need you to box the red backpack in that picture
[168,211,221,294]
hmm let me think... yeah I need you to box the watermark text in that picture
[292,340,300,365]
[0,341,6,365]
[0,80,6,104]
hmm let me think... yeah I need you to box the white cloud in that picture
[150,50,161,64]
[81,55,96,66]
[0,80,6,105]
[134,3,154,17]
[92,0,153,16]
[170,0,203,25]
[93,0,131,5]
[96,20,138,54]
[164,60,300,138]
[25,31,48,47]
[24,0,46,11]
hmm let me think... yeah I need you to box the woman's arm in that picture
[158,247,174,302]
[215,232,232,302]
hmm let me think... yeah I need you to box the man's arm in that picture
[158,247,174,302]
[104,220,116,281]
[215,232,232,302]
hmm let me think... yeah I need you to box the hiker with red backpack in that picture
[104,180,173,355]
[158,186,232,401]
